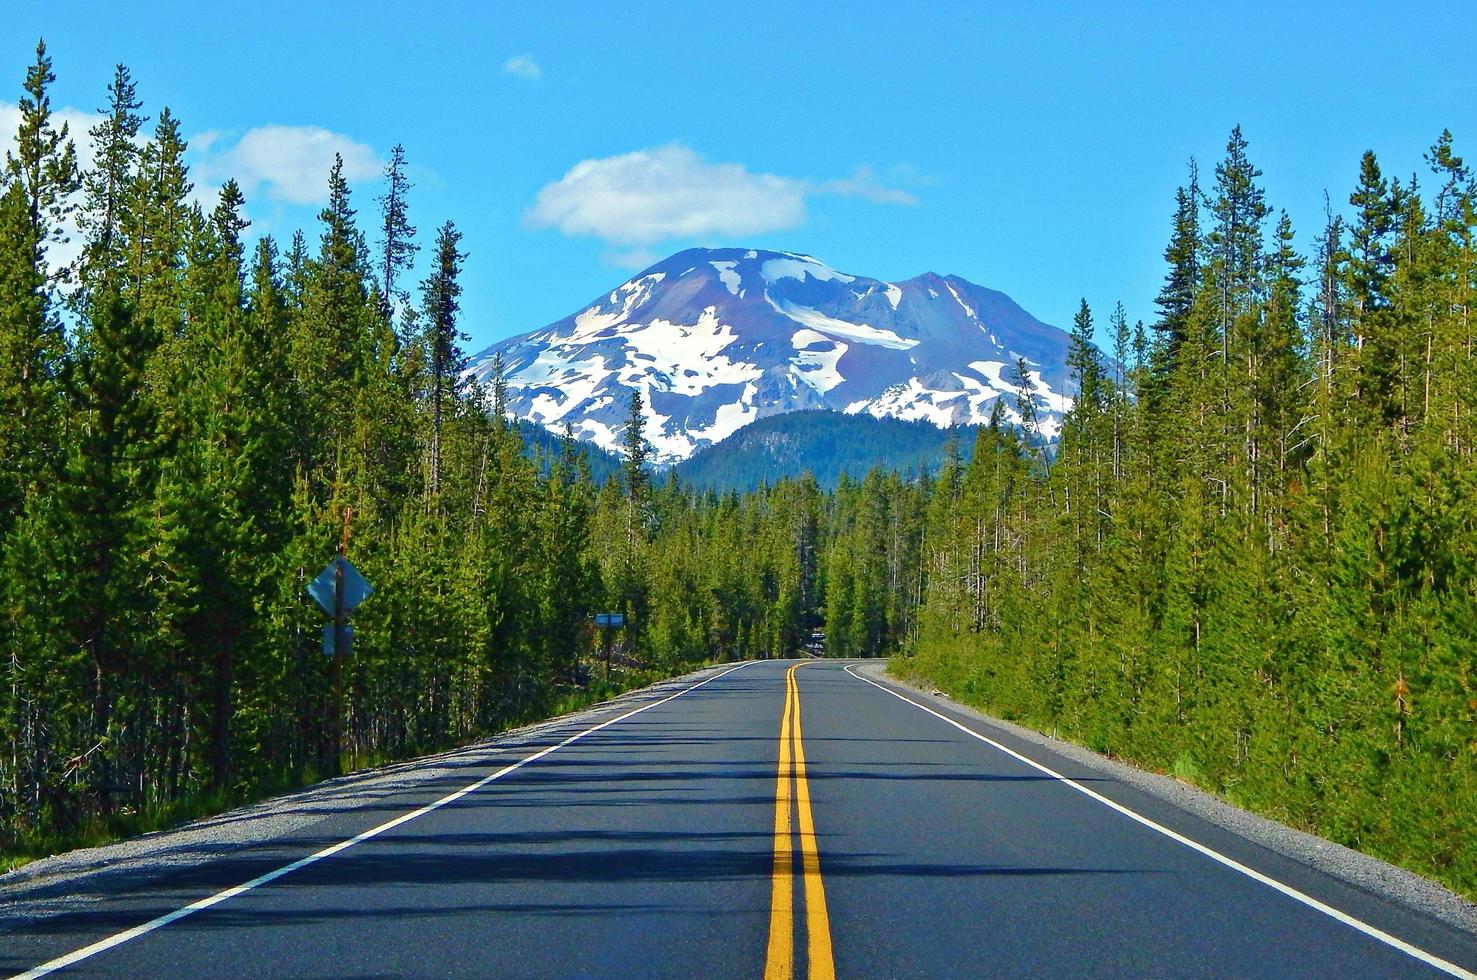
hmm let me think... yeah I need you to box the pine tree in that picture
[124,108,191,327]
[376,143,418,331]
[1008,357,1041,453]
[293,153,375,485]
[611,389,652,653]
[421,221,466,498]
[1209,127,1270,335]
[0,40,80,522]
[1153,162,1201,374]
[1344,150,1402,426]
[1110,302,1130,482]
[6,40,80,290]
[1067,298,1101,406]
[80,64,146,293]
[63,287,161,814]
[621,389,650,508]
[0,182,56,528]
[1261,211,1308,529]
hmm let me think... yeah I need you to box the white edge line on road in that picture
[11,662,754,980]
[844,664,1475,980]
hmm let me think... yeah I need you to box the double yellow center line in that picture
[765,663,834,980]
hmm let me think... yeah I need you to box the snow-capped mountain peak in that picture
[467,247,1074,462]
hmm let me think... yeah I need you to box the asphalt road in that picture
[2,659,1474,978]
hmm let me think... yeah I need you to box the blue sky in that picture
[7,1,1476,353]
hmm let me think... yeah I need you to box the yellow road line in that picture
[764,666,796,979]
[791,664,835,980]
[764,664,834,980]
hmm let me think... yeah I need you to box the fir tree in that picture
[1153,161,1200,373]
[420,221,466,498]
[0,40,79,524]
[80,64,146,293]
[5,40,80,290]
[376,143,418,330]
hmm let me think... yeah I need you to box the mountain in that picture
[672,410,977,492]
[467,247,1074,463]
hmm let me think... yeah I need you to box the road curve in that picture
[2,659,1474,978]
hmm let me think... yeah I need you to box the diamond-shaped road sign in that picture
[307,556,374,617]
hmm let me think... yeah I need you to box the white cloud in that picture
[820,165,919,205]
[503,54,542,81]
[525,144,915,248]
[192,125,382,206]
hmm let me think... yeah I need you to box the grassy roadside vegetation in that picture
[888,649,1475,903]
[0,660,706,874]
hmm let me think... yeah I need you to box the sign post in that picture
[307,509,373,776]
[593,612,625,683]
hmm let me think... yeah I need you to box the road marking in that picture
[791,664,835,980]
[764,665,796,980]
[10,663,755,980]
[765,663,835,980]
[844,664,1476,980]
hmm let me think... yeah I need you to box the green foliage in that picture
[1,49,1472,909]
[899,126,1477,899]
[0,49,879,862]
[0,51,727,857]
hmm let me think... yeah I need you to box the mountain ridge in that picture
[468,247,1074,462]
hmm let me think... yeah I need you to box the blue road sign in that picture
[308,556,374,616]
[322,623,353,656]
[594,613,625,628]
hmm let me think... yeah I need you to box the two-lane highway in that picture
[3,660,1474,977]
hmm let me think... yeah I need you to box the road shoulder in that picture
[0,663,742,926]
[855,658,1477,942]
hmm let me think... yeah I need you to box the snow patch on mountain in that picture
[773,299,919,350]
[555,273,665,343]
[945,281,976,318]
[860,378,969,428]
[761,255,855,285]
[792,329,848,392]
[711,260,741,295]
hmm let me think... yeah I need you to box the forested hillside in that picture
[2,41,1472,901]
[673,410,979,491]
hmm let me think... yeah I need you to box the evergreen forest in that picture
[1,44,1472,900]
